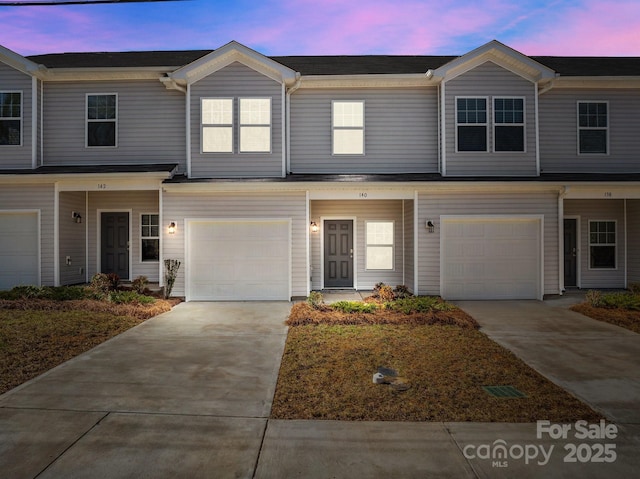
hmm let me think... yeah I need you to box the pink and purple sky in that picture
[0,0,639,57]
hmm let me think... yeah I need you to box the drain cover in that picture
[482,385,527,398]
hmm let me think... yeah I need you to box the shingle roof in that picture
[25,50,640,77]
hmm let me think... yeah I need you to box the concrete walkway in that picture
[1,300,640,478]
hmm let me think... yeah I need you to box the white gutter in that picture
[31,76,38,169]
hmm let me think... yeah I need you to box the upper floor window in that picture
[202,98,233,153]
[87,94,117,147]
[589,220,615,269]
[0,92,22,146]
[333,100,364,155]
[141,213,159,262]
[239,98,271,153]
[365,221,394,270]
[494,98,525,152]
[456,98,487,152]
[578,101,608,154]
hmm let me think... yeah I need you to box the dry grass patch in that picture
[272,322,601,422]
[571,303,640,334]
[0,298,175,394]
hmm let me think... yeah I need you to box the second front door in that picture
[324,220,354,288]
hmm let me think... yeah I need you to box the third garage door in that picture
[441,216,542,300]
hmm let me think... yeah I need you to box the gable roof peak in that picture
[167,40,297,86]
[429,39,556,83]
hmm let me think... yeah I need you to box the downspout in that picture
[186,83,191,178]
[440,81,447,176]
[40,80,44,166]
[558,186,569,294]
[534,82,540,176]
[286,73,302,175]
[625,198,628,289]
[413,190,419,295]
[54,182,60,286]
[31,77,38,169]
[281,83,286,177]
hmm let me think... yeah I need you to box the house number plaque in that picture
[97,184,108,189]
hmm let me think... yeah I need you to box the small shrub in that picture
[585,290,604,308]
[602,292,640,311]
[109,290,156,305]
[629,283,640,295]
[164,259,181,299]
[90,273,111,298]
[106,273,120,291]
[132,276,149,294]
[307,291,324,309]
[43,286,89,301]
[378,284,395,302]
[330,300,377,314]
[7,285,42,299]
[393,284,413,299]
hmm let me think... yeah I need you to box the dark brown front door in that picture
[102,212,129,279]
[564,218,577,287]
[324,220,353,288]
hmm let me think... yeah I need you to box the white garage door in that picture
[187,219,290,301]
[441,216,541,300]
[0,212,39,290]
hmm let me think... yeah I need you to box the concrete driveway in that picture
[456,300,640,424]
[0,302,290,479]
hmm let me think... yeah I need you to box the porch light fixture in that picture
[310,221,319,233]
[168,221,177,234]
[426,220,435,233]
[72,212,82,224]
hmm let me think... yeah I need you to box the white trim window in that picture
[366,221,394,270]
[202,98,233,153]
[141,213,159,262]
[494,97,525,152]
[589,220,616,269]
[456,97,488,152]
[0,91,22,146]
[240,98,271,153]
[578,101,608,154]
[87,93,117,147]
[332,100,364,155]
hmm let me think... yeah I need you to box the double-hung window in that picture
[332,100,364,155]
[0,92,22,146]
[87,94,117,147]
[141,214,159,262]
[240,98,271,153]
[366,221,394,270]
[456,98,487,152]
[494,97,524,151]
[589,220,616,269]
[578,101,608,154]
[202,98,233,153]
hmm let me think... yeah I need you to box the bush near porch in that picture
[571,286,640,334]
[273,289,601,422]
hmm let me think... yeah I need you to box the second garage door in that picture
[441,216,542,300]
[187,219,290,301]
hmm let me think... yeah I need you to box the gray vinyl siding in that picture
[310,200,405,290]
[564,199,626,289]
[444,61,537,176]
[59,191,86,285]
[290,88,438,174]
[163,191,306,298]
[87,191,160,282]
[42,80,185,170]
[0,62,33,168]
[417,191,559,296]
[190,62,283,178]
[403,199,415,293]
[539,89,640,173]
[0,183,55,286]
[627,200,640,285]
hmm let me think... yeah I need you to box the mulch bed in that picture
[571,303,640,334]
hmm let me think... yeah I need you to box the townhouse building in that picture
[1,40,639,300]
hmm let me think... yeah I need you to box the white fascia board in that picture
[551,76,640,89]
[0,44,46,77]
[299,74,434,88]
[0,171,173,188]
[168,40,297,86]
[432,40,556,83]
[41,67,170,82]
